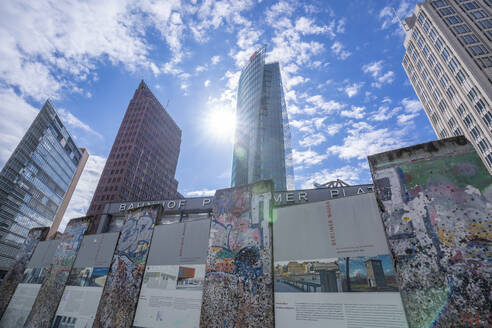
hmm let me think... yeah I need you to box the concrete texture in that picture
[368,136,492,327]
[200,180,274,327]
[0,227,49,319]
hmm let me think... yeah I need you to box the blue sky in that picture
[0,0,437,229]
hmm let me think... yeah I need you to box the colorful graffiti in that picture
[200,180,274,327]
[23,217,90,328]
[0,227,49,318]
[369,137,492,327]
[93,205,159,328]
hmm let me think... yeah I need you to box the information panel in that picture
[51,232,119,328]
[273,193,408,328]
[0,239,60,327]
[133,218,210,328]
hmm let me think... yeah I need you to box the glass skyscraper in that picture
[231,46,294,191]
[0,100,85,276]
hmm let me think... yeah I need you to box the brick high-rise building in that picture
[402,0,492,173]
[87,81,181,217]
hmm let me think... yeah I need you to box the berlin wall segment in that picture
[368,136,492,328]
[93,205,160,328]
[0,227,49,318]
[200,180,275,327]
[23,217,91,328]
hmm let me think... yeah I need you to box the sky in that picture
[0,0,438,230]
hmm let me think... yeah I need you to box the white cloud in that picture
[284,75,309,89]
[371,105,402,121]
[306,95,345,113]
[60,154,106,231]
[299,165,363,189]
[331,41,351,60]
[362,60,395,88]
[299,133,326,147]
[326,123,343,136]
[185,189,216,197]
[336,18,346,34]
[204,79,211,87]
[344,82,363,98]
[328,122,408,160]
[57,108,103,139]
[397,113,419,124]
[0,88,38,166]
[196,65,207,72]
[294,17,334,37]
[211,55,221,64]
[341,106,365,119]
[292,149,328,167]
[401,98,423,113]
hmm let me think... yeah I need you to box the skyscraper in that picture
[402,0,492,173]
[0,100,86,276]
[87,81,181,217]
[231,46,294,191]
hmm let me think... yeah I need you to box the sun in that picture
[204,107,236,142]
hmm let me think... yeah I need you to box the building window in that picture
[467,88,478,101]
[462,2,480,11]
[446,86,457,99]
[475,99,487,113]
[448,58,458,72]
[454,127,463,136]
[470,10,489,20]
[460,34,480,44]
[485,154,492,167]
[439,100,448,112]
[435,38,444,51]
[463,114,474,128]
[467,44,489,56]
[477,139,489,153]
[453,24,471,34]
[441,47,451,61]
[455,70,467,84]
[439,74,449,87]
[445,16,463,25]
[477,19,492,29]
[448,117,456,128]
[432,0,449,8]
[439,129,448,138]
[439,7,456,16]
[470,126,481,139]
[483,111,492,126]
[475,56,492,68]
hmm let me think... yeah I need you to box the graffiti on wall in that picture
[200,180,274,327]
[369,138,492,327]
[0,227,49,318]
[93,206,159,328]
[23,217,90,328]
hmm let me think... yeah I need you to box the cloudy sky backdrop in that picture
[0,0,436,230]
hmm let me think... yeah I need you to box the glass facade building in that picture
[402,0,492,173]
[87,80,182,218]
[231,46,295,191]
[0,100,84,276]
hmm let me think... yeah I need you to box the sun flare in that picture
[204,107,236,141]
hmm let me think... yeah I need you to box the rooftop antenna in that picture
[392,6,407,32]
[165,100,169,109]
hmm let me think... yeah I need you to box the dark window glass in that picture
[453,24,471,34]
[445,16,463,25]
[463,2,480,10]
[468,44,489,56]
[477,19,492,29]
[460,34,480,44]
[439,7,455,15]
[432,0,449,7]
[470,10,488,19]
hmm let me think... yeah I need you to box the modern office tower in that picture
[231,46,295,191]
[0,100,86,276]
[402,0,492,173]
[87,80,181,217]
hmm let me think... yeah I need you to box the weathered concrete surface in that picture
[368,136,492,328]
[93,205,160,328]
[23,217,91,328]
[0,227,49,318]
[200,180,274,327]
